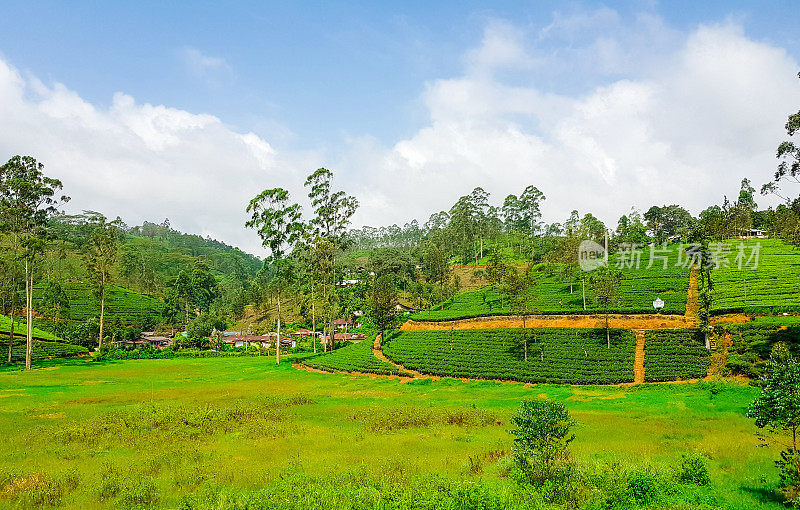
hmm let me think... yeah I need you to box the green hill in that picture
[712,238,800,315]
[32,282,164,325]
[412,247,689,320]
[0,315,61,342]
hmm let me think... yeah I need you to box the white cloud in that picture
[0,57,306,255]
[347,18,800,230]
[178,46,233,85]
[0,12,798,254]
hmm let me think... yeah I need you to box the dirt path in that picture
[402,313,694,332]
[707,331,732,377]
[372,334,428,379]
[633,330,646,384]
[685,265,700,321]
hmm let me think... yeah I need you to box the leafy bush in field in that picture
[303,340,411,376]
[8,340,89,362]
[382,328,636,384]
[712,239,800,315]
[643,330,710,382]
[412,248,688,321]
[32,282,164,325]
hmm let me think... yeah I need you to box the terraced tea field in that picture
[303,339,411,376]
[381,328,636,384]
[712,239,800,315]
[32,282,164,325]
[413,246,689,320]
[0,314,61,341]
[7,340,89,362]
[643,329,710,382]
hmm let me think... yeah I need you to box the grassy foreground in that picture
[0,357,785,509]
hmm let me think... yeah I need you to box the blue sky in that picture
[0,1,799,253]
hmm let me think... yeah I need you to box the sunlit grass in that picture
[0,357,783,508]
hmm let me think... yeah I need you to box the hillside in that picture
[412,246,689,320]
[32,282,165,325]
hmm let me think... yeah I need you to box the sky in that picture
[0,1,799,255]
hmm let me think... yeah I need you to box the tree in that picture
[762,72,800,206]
[85,215,120,348]
[509,399,576,484]
[748,344,800,503]
[688,225,714,349]
[368,274,398,340]
[304,169,358,352]
[502,266,535,361]
[422,242,451,304]
[644,205,694,243]
[0,156,69,370]
[246,187,303,364]
[39,280,70,332]
[170,260,219,337]
[588,266,623,348]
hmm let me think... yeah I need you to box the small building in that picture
[293,328,320,338]
[740,229,768,239]
[223,335,271,348]
[323,332,366,343]
[136,332,173,349]
[333,318,360,330]
[394,303,415,314]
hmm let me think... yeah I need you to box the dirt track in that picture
[401,313,696,331]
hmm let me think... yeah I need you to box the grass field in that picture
[0,357,784,509]
[32,282,165,325]
[412,247,689,320]
[712,239,800,315]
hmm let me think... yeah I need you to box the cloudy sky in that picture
[1,1,799,255]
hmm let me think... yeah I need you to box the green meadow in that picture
[0,356,784,509]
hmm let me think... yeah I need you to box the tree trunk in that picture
[276,292,281,365]
[311,279,316,354]
[25,260,32,370]
[582,278,586,310]
[7,308,14,364]
[606,312,610,349]
[99,276,105,348]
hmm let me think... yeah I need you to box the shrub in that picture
[509,399,576,485]
[678,453,711,486]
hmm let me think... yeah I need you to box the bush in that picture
[678,453,711,486]
[509,399,576,485]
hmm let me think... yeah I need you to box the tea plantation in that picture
[712,239,800,315]
[32,282,164,324]
[382,328,636,384]
[0,314,60,341]
[7,340,89,362]
[721,316,800,377]
[643,329,710,382]
[412,247,689,321]
[303,339,411,376]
